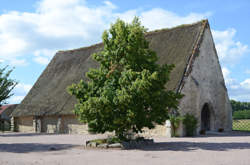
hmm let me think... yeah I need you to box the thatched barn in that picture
[12,20,232,136]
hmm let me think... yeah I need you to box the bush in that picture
[233,110,250,119]
[183,113,198,137]
[169,115,182,137]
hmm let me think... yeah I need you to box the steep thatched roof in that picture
[12,20,208,117]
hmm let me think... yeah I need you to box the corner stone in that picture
[108,143,122,148]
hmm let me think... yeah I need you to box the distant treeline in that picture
[231,100,250,119]
[233,110,250,119]
[230,100,250,112]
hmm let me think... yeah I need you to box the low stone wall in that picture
[15,115,89,134]
[14,116,34,133]
[62,115,88,134]
[14,115,170,137]
[42,116,58,133]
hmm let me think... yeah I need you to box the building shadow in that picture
[0,143,79,153]
[0,133,58,137]
[138,141,250,151]
[196,131,250,137]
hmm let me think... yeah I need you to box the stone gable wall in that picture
[177,27,232,136]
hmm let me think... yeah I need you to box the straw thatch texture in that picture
[13,20,206,117]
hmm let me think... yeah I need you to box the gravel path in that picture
[0,132,250,165]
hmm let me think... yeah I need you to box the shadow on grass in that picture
[138,141,250,151]
[0,143,79,153]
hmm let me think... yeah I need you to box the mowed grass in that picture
[233,119,250,131]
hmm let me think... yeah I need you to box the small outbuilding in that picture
[0,104,18,131]
[12,20,232,136]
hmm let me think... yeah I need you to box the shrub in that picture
[183,113,198,137]
[169,114,182,137]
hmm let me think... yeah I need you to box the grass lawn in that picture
[233,119,250,131]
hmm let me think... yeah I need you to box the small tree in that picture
[0,66,18,106]
[68,17,182,140]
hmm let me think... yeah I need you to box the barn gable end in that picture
[177,22,232,136]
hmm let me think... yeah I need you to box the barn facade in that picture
[12,20,232,136]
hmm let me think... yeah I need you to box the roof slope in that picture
[0,104,18,119]
[13,20,208,117]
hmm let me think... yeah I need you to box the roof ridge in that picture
[177,19,208,93]
[146,19,207,36]
[57,19,208,54]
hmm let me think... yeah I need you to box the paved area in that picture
[0,132,250,165]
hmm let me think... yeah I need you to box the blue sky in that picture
[0,0,250,103]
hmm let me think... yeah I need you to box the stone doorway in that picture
[201,103,211,131]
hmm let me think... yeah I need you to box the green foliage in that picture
[183,113,198,137]
[0,66,17,106]
[68,17,182,140]
[169,114,182,137]
[89,138,107,145]
[107,136,121,144]
[230,100,250,113]
[233,110,250,119]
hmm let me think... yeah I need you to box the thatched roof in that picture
[13,20,209,117]
[0,104,18,119]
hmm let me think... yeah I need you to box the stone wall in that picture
[14,116,34,133]
[178,27,232,136]
[40,115,89,134]
[15,115,89,134]
[61,115,88,134]
[41,116,58,133]
[14,114,169,136]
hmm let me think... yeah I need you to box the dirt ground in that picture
[1,131,250,165]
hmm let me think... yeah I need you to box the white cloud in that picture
[7,83,32,104]
[33,49,57,65]
[140,9,211,30]
[0,0,211,67]
[0,0,117,66]
[221,67,250,101]
[240,79,250,89]
[245,69,250,74]
[212,29,249,65]
[117,8,211,30]
[33,56,50,65]
[8,96,25,104]
[214,29,250,101]
[103,1,117,9]
[222,67,234,85]
[14,83,32,94]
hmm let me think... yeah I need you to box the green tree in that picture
[230,100,250,113]
[0,66,17,106]
[68,17,182,140]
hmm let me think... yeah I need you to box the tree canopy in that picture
[230,100,250,112]
[0,66,17,106]
[68,17,182,139]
